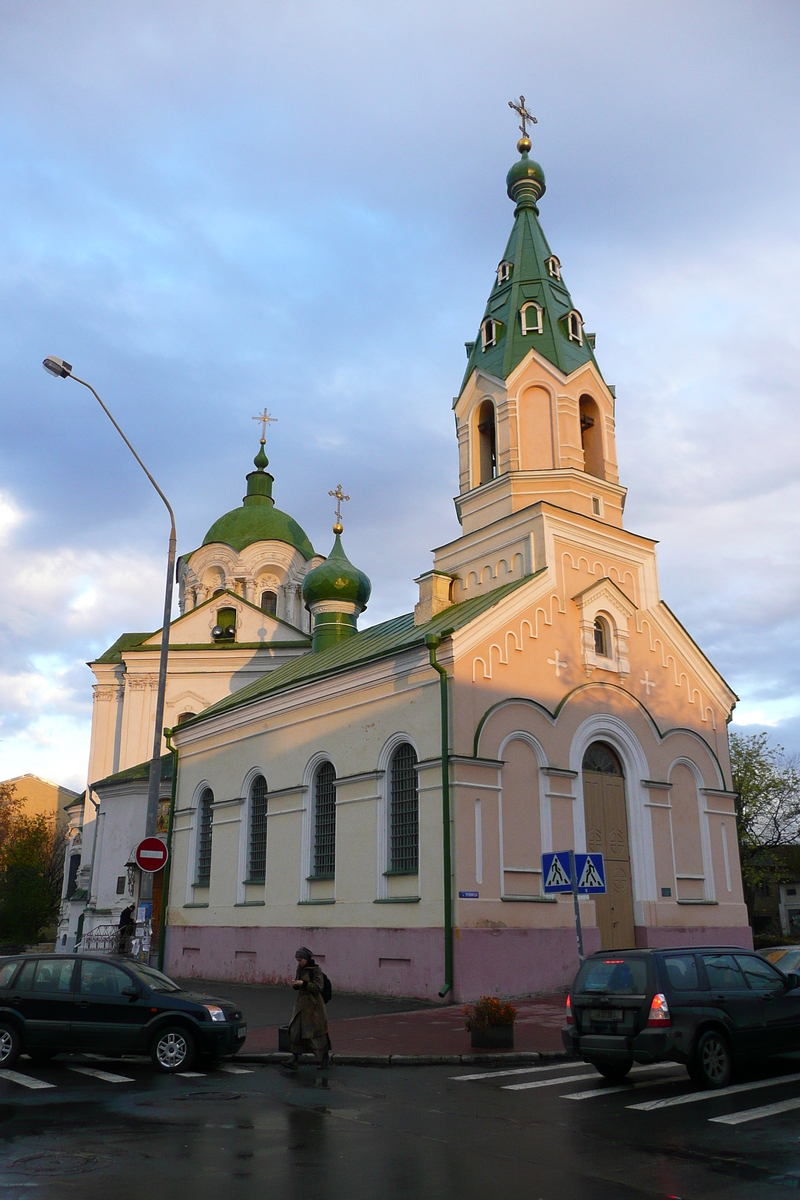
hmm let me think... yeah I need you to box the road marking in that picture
[452,1062,588,1082]
[505,1071,599,1091]
[69,1066,134,1083]
[629,1069,800,1111]
[710,1095,800,1126]
[181,1071,206,1078]
[563,1066,686,1100]
[219,1065,253,1075]
[0,1069,55,1090]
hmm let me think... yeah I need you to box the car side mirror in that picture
[121,986,139,1000]
[787,973,800,991]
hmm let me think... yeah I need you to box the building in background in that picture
[164,127,749,1000]
[1,774,78,839]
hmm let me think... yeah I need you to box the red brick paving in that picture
[243,994,566,1056]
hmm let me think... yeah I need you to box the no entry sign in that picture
[135,837,168,872]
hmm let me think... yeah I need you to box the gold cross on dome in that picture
[252,407,278,444]
[328,483,350,528]
[508,95,537,139]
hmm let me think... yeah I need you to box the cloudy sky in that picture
[1,1,798,791]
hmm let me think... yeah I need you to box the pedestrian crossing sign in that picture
[542,851,573,893]
[575,853,606,894]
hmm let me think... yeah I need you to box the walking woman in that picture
[286,947,331,1069]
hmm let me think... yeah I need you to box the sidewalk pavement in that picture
[243,996,567,1057]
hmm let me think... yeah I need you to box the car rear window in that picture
[574,957,647,995]
[662,954,700,991]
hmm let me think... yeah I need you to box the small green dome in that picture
[506,149,546,209]
[302,533,371,610]
[202,443,315,559]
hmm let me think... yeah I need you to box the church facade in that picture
[163,131,750,1000]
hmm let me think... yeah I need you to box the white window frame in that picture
[496,260,512,285]
[520,301,543,335]
[545,255,561,280]
[300,751,337,901]
[185,780,213,905]
[376,733,420,900]
[481,317,499,350]
[567,309,583,344]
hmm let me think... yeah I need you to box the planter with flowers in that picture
[463,996,516,1049]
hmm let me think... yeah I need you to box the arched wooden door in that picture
[582,742,635,949]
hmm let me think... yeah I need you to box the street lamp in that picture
[43,355,176,938]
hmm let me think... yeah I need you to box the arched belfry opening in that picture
[582,741,635,949]
[477,399,497,486]
[579,395,605,480]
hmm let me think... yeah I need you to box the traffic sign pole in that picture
[569,849,585,962]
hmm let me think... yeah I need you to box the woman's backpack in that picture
[321,973,332,1004]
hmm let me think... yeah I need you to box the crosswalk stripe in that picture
[181,1071,206,1078]
[219,1065,252,1075]
[0,1069,55,1090]
[69,1066,134,1083]
[563,1066,686,1100]
[452,1061,588,1082]
[505,1071,598,1092]
[628,1069,800,1111]
[710,1095,800,1125]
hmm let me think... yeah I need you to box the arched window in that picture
[176,711,194,726]
[594,616,611,658]
[567,310,583,344]
[196,788,214,886]
[520,302,543,335]
[213,607,236,641]
[389,743,419,873]
[313,762,336,878]
[248,774,268,881]
[496,260,512,285]
[545,255,561,280]
[481,317,500,350]
[477,399,497,485]
[260,590,277,616]
[582,742,623,776]
[579,394,605,479]
[65,853,80,899]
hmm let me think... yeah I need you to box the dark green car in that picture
[0,954,246,1072]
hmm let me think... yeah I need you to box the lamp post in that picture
[43,356,176,941]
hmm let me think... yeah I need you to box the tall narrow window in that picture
[545,255,561,280]
[567,310,583,344]
[520,302,543,335]
[66,854,80,899]
[480,317,499,350]
[594,616,611,658]
[313,762,336,878]
[260,590,277,616]
[389,743,419,873]
[477,399,497,485]
[496,260,512,285]
[248,774,268,881]
[579,394,605,479]
[196,788,214,886]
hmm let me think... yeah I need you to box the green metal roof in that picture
[184,572,540,728]
[200,441,315,559]
[460,147,603,394]
[94,632,153,664]
[93,753,173,790]
[302,532,371,610]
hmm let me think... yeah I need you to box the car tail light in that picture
[566,993,574,1025]
[647,992,671,1027]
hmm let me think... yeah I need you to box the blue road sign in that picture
[575,852,606,894]
[542,851,573,893]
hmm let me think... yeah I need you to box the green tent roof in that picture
[460,146,603,394]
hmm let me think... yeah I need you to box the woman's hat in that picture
[295,946,314,960]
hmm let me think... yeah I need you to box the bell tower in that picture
[425,106,628,609]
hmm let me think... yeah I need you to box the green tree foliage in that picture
[0,782,66,943]
[730,732,800,921]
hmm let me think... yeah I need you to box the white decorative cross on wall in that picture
[641,670,655,695]
[547,650,567,677]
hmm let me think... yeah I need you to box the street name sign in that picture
[135,837,168,873]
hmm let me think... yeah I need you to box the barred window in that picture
[313,761,336,878]
[249,774,268,881]
[196,788,214,886]
[390,743,419,873]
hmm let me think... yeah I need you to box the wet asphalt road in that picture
[2,1053,800,1199]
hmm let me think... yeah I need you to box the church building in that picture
[163,125,750,1000]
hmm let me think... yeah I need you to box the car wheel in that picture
[594,1058,633,1083]
[151,1026,196,1074]
[0,1023,21,1068]
[692,1030,733,1089]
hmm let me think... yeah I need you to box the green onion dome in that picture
[302,532,371,611]
[201,442,315,559]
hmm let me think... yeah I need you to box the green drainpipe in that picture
[157,728,179,973]
[425,633,453,1000]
